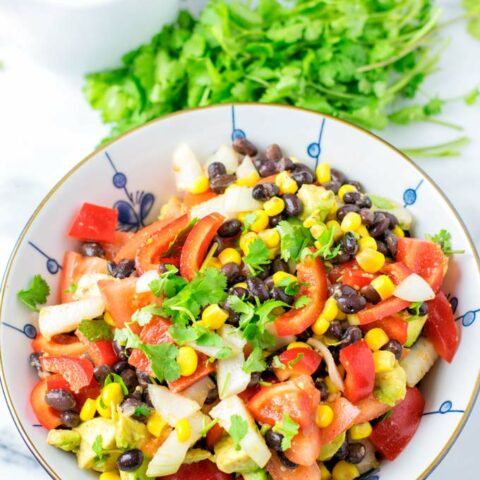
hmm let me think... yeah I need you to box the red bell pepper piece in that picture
[274,347,322,382]
[381,262,412,285]
[425,291,460,362]
[285,424,322,467]
[328,259,357,284]
[361,315,408,344]
[32,333,87,357]
[206,422,226,450]
[180,213,225,281]
[339,340,375,403]
[274,253,327,336]
[31,379,62,430]
[343,267,378,289]
[370,387,425,460]
[68,203,118,243]
[358,297,410,325]
[267,453,321,480]
[101,231,134,261]
[86,340,119,367]
[396,237,448,292]
[162,460,233,480]
[168,353,216,393]
[318,397,360,445]
[40,356,94,393]
[135,214,191,274]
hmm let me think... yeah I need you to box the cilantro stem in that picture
[402,136,470,158]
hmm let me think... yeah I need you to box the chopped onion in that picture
[173,143,204,191]
[135,270,159,293]
[73,273,111,301]
[205,144,239,174]
[190,194,227,219]
[236,155,257,179]
[224,186,262,213]
[400,337,438,387]
[308,338,344,391]
[181,376,215,406]
[394,273,435,302]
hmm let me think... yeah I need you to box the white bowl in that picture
[1,104,479,479]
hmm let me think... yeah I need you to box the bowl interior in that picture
[1,104,479,479]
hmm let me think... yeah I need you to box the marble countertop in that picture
[0,0,478,478]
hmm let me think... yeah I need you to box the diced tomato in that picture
[101,231,134,261]
[290,375,321,411]
[31,379,62,430]
[40,356,94,393]
[32,333,87,357]
[318,397,360,445]
[274,253,327,336]
[46,373,71,392]
[68,203,118,243]
[135,214,191,274]
[343,268,378,289]
[98,277,137,328]
[370,387,425,460]
[425,291,460,362]
[180,213,225,281]
[358,297,410,325]
[361,316,408,344]
[328,260,357,284]
[238,385,261,403]
[86,340,118,367]
[247,380,315,429]
[206,422,226,450]
[46,374,100,408]
[168,354,216,393]
[396,237,448,292]
[285,424,322,466]
[274,348,322,382]
[339,340,375,403]
[353,395,392,424]
[183,190,218,208]
[60,251,108,303]
[381,262,412,285]
[162,460,233,480]
[267,453,321,480]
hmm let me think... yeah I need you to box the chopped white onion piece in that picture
[236,155,257,179]
[136,270,159,293]
[181,376,215,406]
[73,273,111,301]
[190,195,227,219]
[394,273,435,302]
[173,143,204,191]
[224,186,262,213]
[308,337,344,391]
[205,144,239,174]
[400,337,438,387]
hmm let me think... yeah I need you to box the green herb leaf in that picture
[425,229,465,255]
[64,283,78,295]
[92,435,109,463]
[228,415,248,450]
[132,304,165,326]
[277,220,314,263]
[287,353,304,368]
[104,373,129,395]
[200,418,219,437]
[243,347,267,374]
[142,343,181,382]
[272,414,300,451]
[294,295,311,309]
[243,239,271,274]
[134,404,152,417]
[271,355,285,370]
[17,274,50,311]
[149,265,187,298]
[78,319,113,342]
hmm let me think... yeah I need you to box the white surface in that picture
[0,0,478,478]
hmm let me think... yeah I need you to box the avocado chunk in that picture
[405,315,428,347]
[115,413,149,449]
[47,429,81,452]
[75,417,119,471]
[318,431,346,461]
[214,436,259,474]
[184,448,213,464]
[296,184,335,222]
[374,364,407,407]
[242,469,269,480]
[120,456,150,480]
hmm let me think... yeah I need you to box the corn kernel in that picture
[233,282,247,289]
[319,463,332,480]
[303,216,317,228]
[240,232,258,254]
[99,472,121,480]
[327,201,339,220]
[249,210,269,233]
[96,395,111,418]
[201,304,229,330]
[259,229,280,248]
[332,460,360,480]
[338,184,357,201]
[356,248,385,273]
[325,376,339,394]
[287,342,312,350]
[349,422,373,440]
[373,350,396,373]
[272,271,297,286]
[310,223,327,239]
[341,212,362,232]
[322,297,339,322]
[356,225,370,237]
[316,162,331,184]
[347,314,360,325]
[176,418,191,443]
[237,171,260,187]
[275,171,298,194]
[264,196,285,216]
[365,328,389,351]
[358,236,377,252]
[177,346,198,377]
[313,317,331,336]
[218,248,241,266]
[188,175,209,194]
[206,257,222,269]
[147,411,167,438]
[316,404,334,428]
[370,274,396,300]
[102,383,124,409]
[326,220,343,241]
[336,310,347,320]
[104,312,115,327]
[80,398,97,422]
[392,225,405,238]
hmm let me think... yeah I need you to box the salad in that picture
[23,138,460,480]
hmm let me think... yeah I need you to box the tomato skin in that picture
[40,356,94,393]
[358,297,410,325]
[162,460,233,480]
[285,424,322,466]
[318,397,360,445]
[98,277,138,328]
[274,254,327,336]
[68,203,118,243]
[180,213,225,281]
[31,379,62,430]
[343,268,378,289]
[361,316,408,344]
[353,395,392,425]
[370,387,425,460]
[32,334,87,357]
[339,340,375,403]
[425,292,460,362]
[101,231,134,261]
[396,237,448,292]
[381,262,412,285]
[168,354,216,393]
[86,340,119,367]
[206,422,226,450]
[275,348,322,381]
[267,453,321,480]
[135,214,191,274]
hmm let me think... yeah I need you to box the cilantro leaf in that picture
[294,295,311,309]
[168,324,198,345]
[104,373,129,395]
[78,319,113,342]
[302,226,341,261]
[132,304,165,326]
[64,282,78,294]
[200,418,219,437]
[149,265,187,298]
[408,301,422,317]
[425,229,465,255]
[92,435,108,463]
[17,274,50,311]
[142,343,180,382]
[272,414,300,451]
[243,347,267,374]
[271,355,285,370]
[243,239,270,275]
[277,220,314,263]
[133,404,152,417]
[228,415,248,450]
[114,326,142,349]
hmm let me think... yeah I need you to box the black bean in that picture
[251,153,267,170]
[117,449,144,472]
[314,379,329,401]
[283,194,303,217]
[296,327,313,342]
[129,389,144,401]
[323,181,341,193]
[385,231,398,258]
[233,138,257,156]
[357,195,372,209]
[343,191,361,205]
[326,321,343,340]
[113,341,128,361]
[331,168,347,185]
[121,369,139,392]
[45,389,76,412]
[93,365,112,385]
[269,212,287,228]
[226,312,240,327]
[252,182,279,201]
[210,174,236,194]
[382,211,399,228]
[342,232,359,255]
[272,257,289,273]
[369,213,390,238]
[408,302,428,316]
[330,249,352,265]
[204,386,219,405]
[81,242,105,258]
[121,397,150,420]
[265,144,282,161]
[333,439,349,460]
[109,259,136,279]
[291,169,315,186]
[211,234,226,254]
[329,346,340,363]
[337,205,360,222]
[275,157,295,172]
[136,370,152,387]
[271,287,294,305]
[338,284,358,297]
[207,162,227,179]
[248,372,261,389]
[265,430,284,451]
[359,208,375,226]
[60,411,80,428]
[264,276,275,290]
[257,264,272,281]
[277,450,298,469]
[382,340,403,361]
[229,286,249,298]
[376,240,389,256]
[259,161,278,178]
[349,181,363,192]
[217,219,241,238]
[29,352,43,374]
[341,326,363,347]
[360,285,381,304]
[113,360,130,374]
[346,443,366,464]
[247,277,270,302]
[221,262,241,284]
